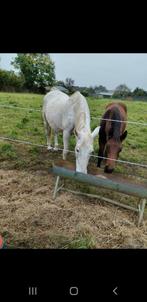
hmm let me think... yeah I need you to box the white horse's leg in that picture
[63,130,70,160]
[47,126,53,150]
[53,132,59,151]
[43,114,53,150]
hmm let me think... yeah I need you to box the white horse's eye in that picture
[76,148,80,153]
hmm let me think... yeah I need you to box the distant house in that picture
[97,91,114,98]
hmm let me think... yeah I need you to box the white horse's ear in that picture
[91,126,100,139]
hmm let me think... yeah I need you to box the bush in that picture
[132,87,147,97]
[79,88,89,97]
[81,91,89,97]
[113,84,132,99]
[0,69,24,92]
[113,91,132,99]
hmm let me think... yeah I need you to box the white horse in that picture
[42,88,100,173]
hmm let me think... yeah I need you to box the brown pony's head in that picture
[104,130,127,173]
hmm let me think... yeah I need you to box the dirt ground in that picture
[0,166,147,249]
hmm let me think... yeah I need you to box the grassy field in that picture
[0,92,147,177]
[0,92,147,249]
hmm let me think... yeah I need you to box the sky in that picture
[0,53,147,90]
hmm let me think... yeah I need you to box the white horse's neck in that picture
[69,91,91,132]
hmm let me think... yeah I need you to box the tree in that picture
[95,85,108,92]
[56,80,66,87]
[113,84,131,98]
[88,86,95,95]
[11,53,55,93]
[132,87,147,97]
[82,85,108,97]
[115,84,131,92]
[0,69,24,92]
[65,77,75,87]
[64,77,75,94]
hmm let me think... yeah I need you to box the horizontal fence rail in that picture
[91,116,147,126]
[0,104,147,126]
[0,136,46,148]
[0,104,41,112]
[0,135,147,168]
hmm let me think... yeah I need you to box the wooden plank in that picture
[51,165,147,199]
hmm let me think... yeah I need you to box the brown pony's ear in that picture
[120,130,127,141]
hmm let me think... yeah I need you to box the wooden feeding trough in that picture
[49,160,147,226]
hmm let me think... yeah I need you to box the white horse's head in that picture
[74,113,100,173]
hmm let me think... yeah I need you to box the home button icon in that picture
[69,286,79,296]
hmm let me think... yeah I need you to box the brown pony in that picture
[97,102,128,173]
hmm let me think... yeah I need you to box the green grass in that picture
[3,233,97,249]
[0,92,147,179]
[0,143,18,160]
[61,234,97,249]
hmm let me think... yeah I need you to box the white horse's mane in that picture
[69,91,90,132]
[49,89,90,132]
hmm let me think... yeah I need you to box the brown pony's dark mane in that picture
[106,102,127,113]
[101,103,126,142]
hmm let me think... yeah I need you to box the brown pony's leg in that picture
[97,143,105,167]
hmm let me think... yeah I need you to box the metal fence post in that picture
[53,176,60,200]
[138,199,146,226]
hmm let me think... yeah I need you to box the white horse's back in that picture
[43,89,69,131]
